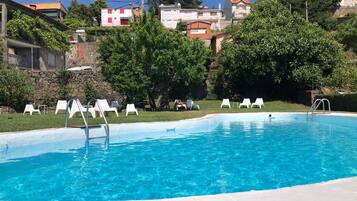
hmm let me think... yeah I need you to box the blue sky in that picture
[16,0,234,8]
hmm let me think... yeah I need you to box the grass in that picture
[0,100,308,133]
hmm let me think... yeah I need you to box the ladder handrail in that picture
[65,99,88,129]
[87,99,110,137]
[309,98,331,114]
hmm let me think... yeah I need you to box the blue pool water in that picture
[1,113,357,200]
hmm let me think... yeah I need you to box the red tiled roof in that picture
[230,0,251,4]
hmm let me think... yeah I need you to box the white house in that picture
[224,0,251,21]
[101,7,140,26]
[159,3,224,30]
[340,0,357,7]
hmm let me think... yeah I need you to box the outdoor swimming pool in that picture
[0,113,357,200]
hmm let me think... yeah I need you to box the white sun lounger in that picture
[126,104,138,116]
[251,98,264,109]
[95,99,119,117]
[239,98,251,108]
[55,100,68,114]
[221,99,231,108]
[23,104,41,115]
[69,99,96,118]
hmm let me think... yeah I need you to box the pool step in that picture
[68,125,102,129]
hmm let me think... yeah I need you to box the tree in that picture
[279,0,341,30]
[90,0,107,25]
[99,13,211,108]
[0,67,33,111]
[335,15,357,54]
[66,0,94,27]
[218,0,344,98]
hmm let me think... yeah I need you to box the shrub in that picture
[84,81,98,103]
[318,94,357,112]
[57,69,71,100]
[0,67,33,111]
[323,66,357,92]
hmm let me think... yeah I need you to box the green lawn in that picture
[0,100,308,133]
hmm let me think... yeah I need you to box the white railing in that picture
[309,98,331,114]
[64,99,110,139]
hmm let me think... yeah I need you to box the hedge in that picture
[318,94,357,112]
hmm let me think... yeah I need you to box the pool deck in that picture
[146,177,357,201]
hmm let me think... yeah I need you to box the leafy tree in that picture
[335,15,357,54]
[66,0,94,27]
[218,0,344,98]
[7,11,69,52]
[63,17,87,31]
[99,13,211,108]
[90,0,108,25]
[323,66,357,92]
[279,0,341,30]
[176,20,186,32]
[0,67,33,111]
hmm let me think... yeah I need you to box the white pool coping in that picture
[1,112,357,201]
[144,177,357,201]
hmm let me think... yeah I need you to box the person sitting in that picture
[174,99,187,111]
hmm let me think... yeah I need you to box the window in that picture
[210,12,217,16]
[120,18,129,25]
[191,29,207,34]
[108,17,112,23]
[108,8,112,14]
[198,12,203,16]
[120,8,124,14]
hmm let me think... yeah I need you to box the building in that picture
[224,0,251,22]
[340,0,357,7]
[101,7,141,27]
[186,21,212,46]
[24,2,66,22]
[335,0,357,19]
[159,3,224,31]
[0,0,66,70]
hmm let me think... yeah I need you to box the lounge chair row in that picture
[221,98,264,109]
[23,99,139,117]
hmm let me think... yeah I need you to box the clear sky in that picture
[16,0,234,8]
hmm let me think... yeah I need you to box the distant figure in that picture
[269,114,275,119]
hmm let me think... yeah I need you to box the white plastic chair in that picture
[251,98,264,109]
[221,99,231,108]
[55,100,68,114]
[69,99,96,118]
[23,104,41,115]
[95,99,119,117]
[239,98,251,108]
[126,104,138,116]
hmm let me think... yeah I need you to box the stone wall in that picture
[26,69,121,107]
[66,42,98,69]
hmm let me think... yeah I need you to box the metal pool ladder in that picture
[308,98,331,115]
[64,99,110,140]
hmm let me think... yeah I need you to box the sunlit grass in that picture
[0,100,308,133]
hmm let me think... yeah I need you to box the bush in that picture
[0,67,33,111]
[84,81,98,103]
[318,94,357,112]
[323,66,357,92]
[57,69,71,100]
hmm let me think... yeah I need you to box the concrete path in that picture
[145,177,357,201]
